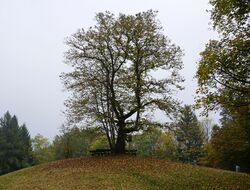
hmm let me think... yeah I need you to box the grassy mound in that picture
[0,156,249,190]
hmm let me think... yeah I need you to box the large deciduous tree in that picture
[196,0,250,171]
[61,10,184,154]
[195,0,250,115]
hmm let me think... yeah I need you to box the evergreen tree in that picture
[0,112,33,175]
[20,124,33,166]
[172,105,205,163]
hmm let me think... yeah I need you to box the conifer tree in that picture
[0,112,33,175]
[172,105,205,163]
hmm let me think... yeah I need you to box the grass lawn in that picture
[0,156,249,190]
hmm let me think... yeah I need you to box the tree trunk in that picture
[114,128,126,154]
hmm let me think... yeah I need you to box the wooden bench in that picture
[125,149,137,155]
[89,149,111,156]
[89,149,137,156]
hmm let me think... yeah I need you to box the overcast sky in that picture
[0,0,218,139]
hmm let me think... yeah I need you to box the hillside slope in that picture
[0,156,249,190]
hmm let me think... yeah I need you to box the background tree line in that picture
[32,105,206,165]
[1,104,249,175]
[0,105,208,175]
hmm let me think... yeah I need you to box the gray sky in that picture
[0,0,217,139]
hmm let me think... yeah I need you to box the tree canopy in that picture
[196,0,250,172]
[61,10,184,153]
[209,0,250,35]
[196,0,250,114]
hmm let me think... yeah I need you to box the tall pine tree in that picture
[172,105,205,163]
[0,112,33,175]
